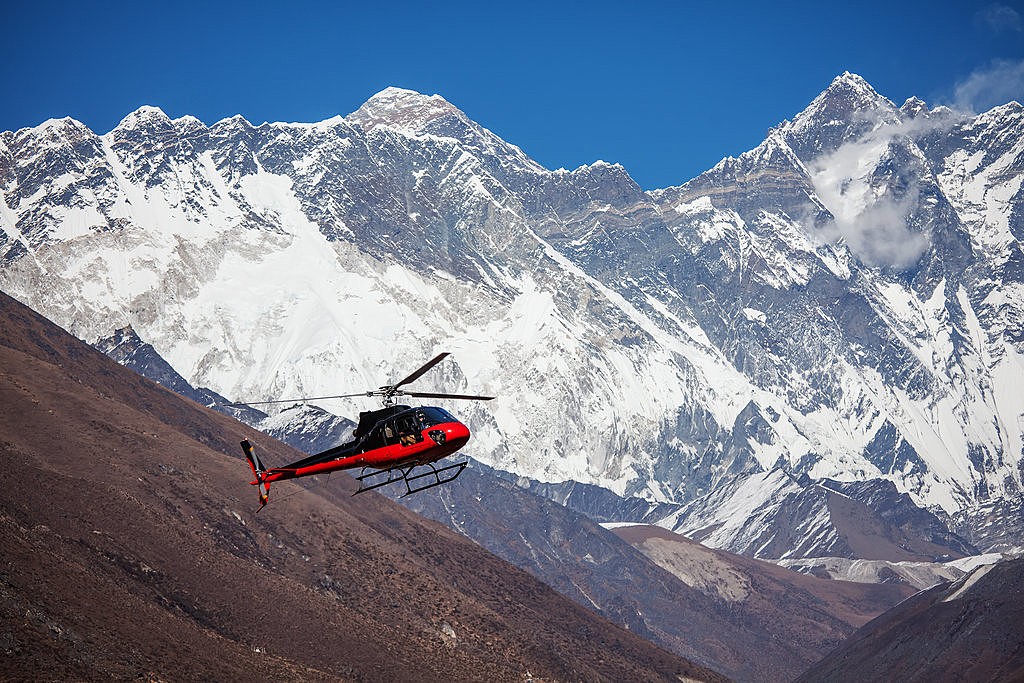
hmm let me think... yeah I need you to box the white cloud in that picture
[806,124,931,270]
[974,3,1023,33]
[953,59,1024,113]
[818,190,930,270]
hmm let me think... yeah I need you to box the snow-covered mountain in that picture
[2,73,1022,554]
[94,325,354,452]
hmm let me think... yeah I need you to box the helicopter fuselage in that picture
[238,352,493,508]
[254,405,471,485]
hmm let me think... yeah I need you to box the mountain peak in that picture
[782,71,899,159]
[30,116,91,137]
[900,96,929,118]
[211,113,254,129]
[371,85,431,100]
[828,71,877,95]
[119,105,170,123]
[983,100,1024,118]
[110,105,174,135]
[172,114,205,128]
[348,86,464,133]
[809,71,893,115]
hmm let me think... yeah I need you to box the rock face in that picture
[0,289,718,682]
[1,73,1023,555]
[795,557,1024,682]
[506,468,979,562]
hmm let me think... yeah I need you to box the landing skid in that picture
[354,460,468,497]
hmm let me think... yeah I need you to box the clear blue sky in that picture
[3,0,1023,189]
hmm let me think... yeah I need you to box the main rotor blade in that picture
[391,352,450,389]
[219,392,371,407]
[405,391,495,401]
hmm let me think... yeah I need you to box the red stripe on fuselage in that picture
[260,421,470,484]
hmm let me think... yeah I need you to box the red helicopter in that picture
[230,352,493,511]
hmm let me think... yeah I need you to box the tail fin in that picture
[240,439,270,511]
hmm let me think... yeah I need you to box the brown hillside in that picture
[0,290,725,682]
[796,558,1024,682]
[613,524,916,653]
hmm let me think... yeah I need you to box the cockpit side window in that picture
[395,414,423,446]
[361,423,390,451]
[418,407,456,427]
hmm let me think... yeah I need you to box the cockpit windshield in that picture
[417,407,457,427]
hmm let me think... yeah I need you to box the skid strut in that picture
[354,460,467,496]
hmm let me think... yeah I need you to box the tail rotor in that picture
[241,440,271,511]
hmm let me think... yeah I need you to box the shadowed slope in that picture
[396,468,915,682]
[796,558,1024,682]
[612,525,916,654]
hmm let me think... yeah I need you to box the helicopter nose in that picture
[427,422,470,448]
[446,422,470,448]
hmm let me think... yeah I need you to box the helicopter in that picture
[227,352,493,511]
